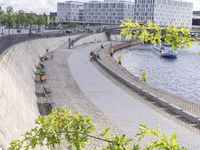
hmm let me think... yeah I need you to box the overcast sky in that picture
[0,0,199,14]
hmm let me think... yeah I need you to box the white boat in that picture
[160,44,177,59]
[152,43,177,59]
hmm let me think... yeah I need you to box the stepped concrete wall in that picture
[0,37,67,149]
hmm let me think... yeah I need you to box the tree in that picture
[36,15,46,25]
[43,13,50,27]
[26,12,38,25]
[9,108,186,150]
[15,10,27,27]
[120,19,193,50]
[26,12,38,33]
[0,9,4,24]
[1,6,16,34]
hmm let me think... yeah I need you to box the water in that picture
[114,43,200,102]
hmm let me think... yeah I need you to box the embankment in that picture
[0,37,67,149]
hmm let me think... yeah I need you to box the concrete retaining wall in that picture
[74,33,121,47]
[0,37,67,149]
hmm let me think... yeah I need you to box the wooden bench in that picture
[40,55,48,61]
[43,87,52,95]
[35,86,51,97]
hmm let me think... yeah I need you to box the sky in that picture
[0,0,199,14]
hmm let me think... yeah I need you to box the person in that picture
[101,44,104,49]
[72,39,74,47]
[96,54,101,60]
[90,51,94,62]
[110,48,114,57]
[51,53,54,59]
[118,55,122,65]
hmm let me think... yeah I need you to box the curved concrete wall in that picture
[74,33,120,47]
[0,37,67,149]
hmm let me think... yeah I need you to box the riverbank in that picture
[96,41,200,124]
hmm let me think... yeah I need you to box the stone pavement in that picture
[68,42,200,149]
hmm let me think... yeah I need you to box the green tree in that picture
[26,12,38,33]
[1,6,16,34]
[15,10,27,27]
[43,13,50,27]
[26,12,38,25]
[0,9,4,24]
[36,14,46,25]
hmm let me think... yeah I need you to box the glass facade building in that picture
[83,0,134,24]
[57,1,84,23]
[57,0,193,28]
[134,0,193,28]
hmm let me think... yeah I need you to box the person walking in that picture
[90,51,94,62]
[118,55,122,65]
[110,48,114,57]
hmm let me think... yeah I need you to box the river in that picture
[114,42,200,102]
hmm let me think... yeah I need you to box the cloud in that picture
[0,0,56,13]
[185,0,200,10]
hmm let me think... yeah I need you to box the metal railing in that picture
[0,31,68,55]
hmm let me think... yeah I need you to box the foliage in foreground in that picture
[9,108,186,150]
[120,19,193,50]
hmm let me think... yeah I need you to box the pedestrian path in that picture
[68,43,200,149]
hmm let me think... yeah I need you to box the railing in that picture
[0,31,67,55]
[68,33,90,48]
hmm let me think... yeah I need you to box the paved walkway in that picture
[68,43,200,149]
[43,40,122,149]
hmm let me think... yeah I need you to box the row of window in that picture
[84,3,133,9]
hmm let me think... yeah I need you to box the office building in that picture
[57,1,84,24]
[134,0,193,28]
[84,0,134,24]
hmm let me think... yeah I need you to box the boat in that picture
[160,44,177,59]
[151,43,177,59]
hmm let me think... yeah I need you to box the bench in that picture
[43,87,52,95]
[35,85,51,97]
[40,55,48,61]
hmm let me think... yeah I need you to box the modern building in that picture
[57,1,84,24]
[134,0,193,28]
[57,0,193,28]
[193,11,200,26]
[193,11,200,16]
[83,0,134,25]
[50,12,58,28]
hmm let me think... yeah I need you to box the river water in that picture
[114,42,200,102]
